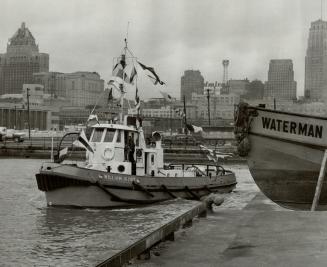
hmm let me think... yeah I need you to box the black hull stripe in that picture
[36,173,236,193]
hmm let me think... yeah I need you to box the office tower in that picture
[264,59,297,100]
[180,70,204,101]
[33,72,66,98]
[242,80,264,100]
[229,79,250,97]
[305,19,327,100]
[65,71,104,107]
[0,22,49,95]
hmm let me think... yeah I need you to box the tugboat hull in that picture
[36,163,236,208]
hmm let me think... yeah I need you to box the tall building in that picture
[33,72,66,98]
[304,19,327,100]
[180,70,204,101]
[264,59,297,100]
[65,71,104,107]
[0,22,49,95]
[229,79,250,97]
[33,71,104,108]
[242,80,264,100]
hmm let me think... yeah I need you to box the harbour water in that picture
[0,158,258,266]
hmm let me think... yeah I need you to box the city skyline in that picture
[0,0,325,99]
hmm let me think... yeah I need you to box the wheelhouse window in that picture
[91,128,104,142]
[135,133,139,146]
[104,128,116,142]
[116,130,121,143]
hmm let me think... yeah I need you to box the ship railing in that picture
[165,163,231,177]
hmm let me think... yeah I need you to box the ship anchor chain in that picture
[234,102,258,157]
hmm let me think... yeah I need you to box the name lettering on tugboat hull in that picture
[261,117,323,139]
[98,174,139,184]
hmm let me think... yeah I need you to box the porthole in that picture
[118,165,125,173]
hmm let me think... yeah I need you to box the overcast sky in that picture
[0,0,324,99]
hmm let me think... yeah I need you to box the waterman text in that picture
[261,117,323,138]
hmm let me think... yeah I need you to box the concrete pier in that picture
[95,199,206,267]
[132,193,327,267]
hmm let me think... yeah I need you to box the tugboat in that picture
[35,40,236,208]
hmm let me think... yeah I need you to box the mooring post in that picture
[311,149,327,211]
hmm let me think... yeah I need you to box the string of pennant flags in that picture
[105,54,203,134]
[106,57,168,112]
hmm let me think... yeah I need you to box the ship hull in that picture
[244,107,327,210]
[36,163,236,208]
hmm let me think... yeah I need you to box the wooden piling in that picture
[311,149,327,211]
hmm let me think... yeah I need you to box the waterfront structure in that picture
[305,19,327,100]
[0,95,57,130]
[34,71,105,108]
[0,22,49,95]
[191,93,239,121]
[242,80,264,100]
[63,71,104,107]
[22,84,45,108]
[142,106,172,118]
[204,81,219,95]
[228,79,250,97]
[180,70,204,101]
[33,72,66,98]
[264,59,297,100]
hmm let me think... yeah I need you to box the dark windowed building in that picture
[181,70,204,101]
[264,59,297,100]
[305,19,327,100]
[0,22,49,95]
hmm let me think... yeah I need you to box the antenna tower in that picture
[222,60,229,84]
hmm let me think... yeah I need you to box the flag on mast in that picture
[174,108,185,118]
[135,86,140,111]
[186,124,203,133]
[160,91,173,101]
[58,147,68,160]
[87,114,99,125]
[138,61,165,85]
[77,130,94,153]
[129,66,137,84]
[112,58,129,83]
[107,88,113,104]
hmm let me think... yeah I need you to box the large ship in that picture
[235,103,327,210]
[35,40,236,208]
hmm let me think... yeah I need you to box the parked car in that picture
[0,127,25,142]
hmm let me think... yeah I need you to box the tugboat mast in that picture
[119,38,128,123]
